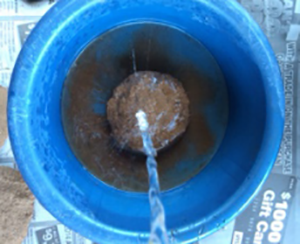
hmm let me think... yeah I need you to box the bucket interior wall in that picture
[61,22,229,193]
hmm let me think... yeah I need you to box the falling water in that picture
[132,48,138,73]
[136,110,169,244]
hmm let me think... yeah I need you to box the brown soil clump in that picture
[107,71,190,152]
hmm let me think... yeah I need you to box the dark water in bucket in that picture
[61,22,228,192]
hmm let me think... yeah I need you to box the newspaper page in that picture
[23,200,94,244]
[0,0,299,244]
[230,2,300,244]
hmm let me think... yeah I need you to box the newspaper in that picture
[0,0,299,244]
[22,200,94,244]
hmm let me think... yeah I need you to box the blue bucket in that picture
[8,0,284,243]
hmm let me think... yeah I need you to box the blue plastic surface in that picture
[7,0,284,243]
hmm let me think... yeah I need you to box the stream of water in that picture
[136,111,169,244]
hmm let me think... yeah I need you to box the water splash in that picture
[167,113,179,131]
[136,110,169,244]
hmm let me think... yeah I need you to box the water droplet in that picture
[198,225,204,235]
[152,77,157,83]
